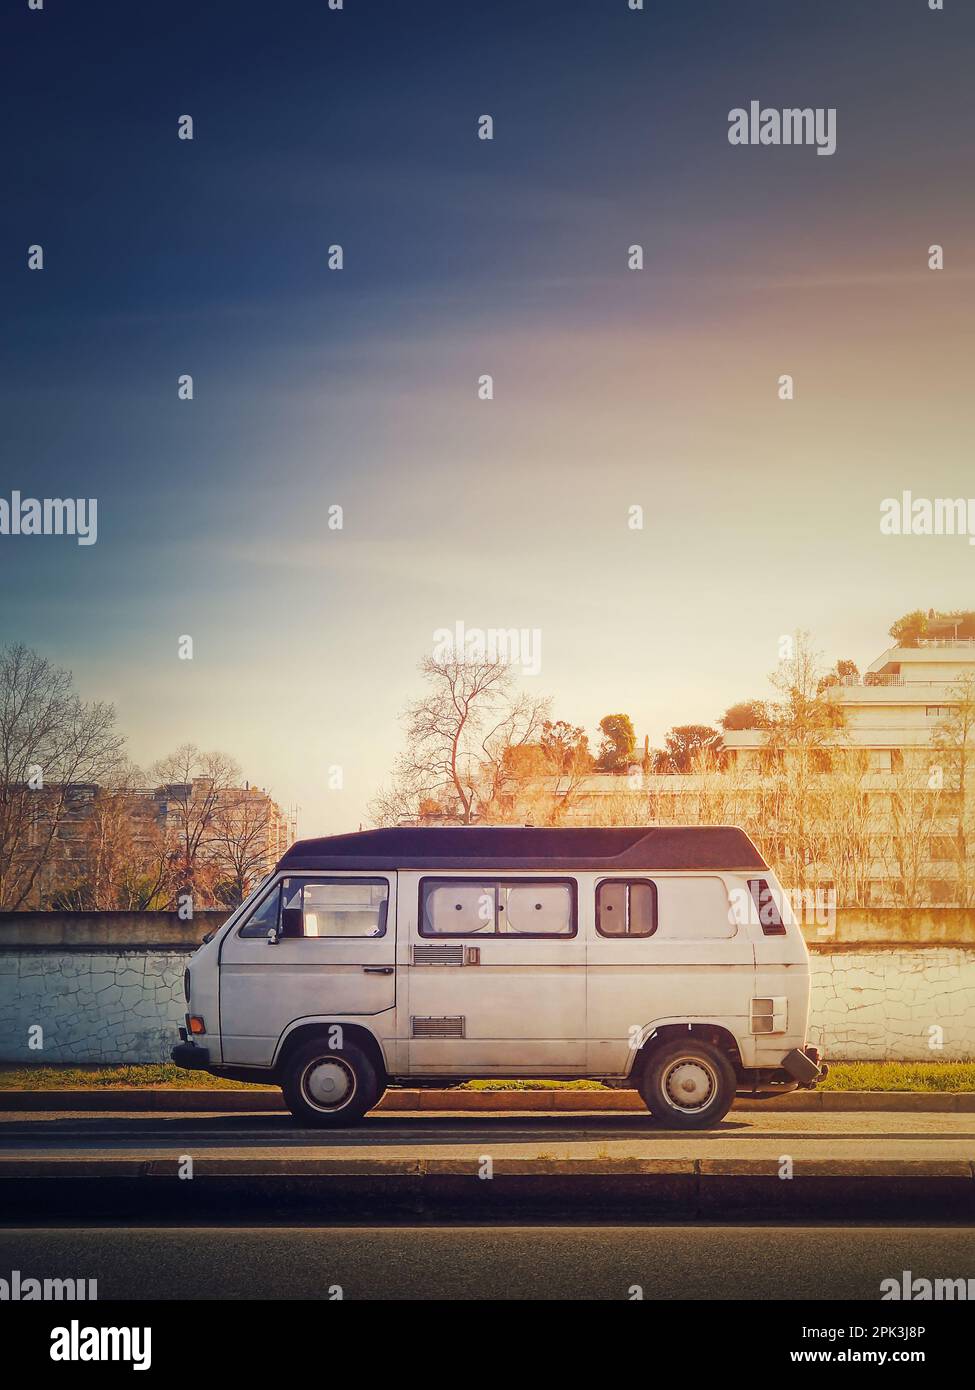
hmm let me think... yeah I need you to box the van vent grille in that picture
[412,944,465,966]
[411,1015,466,1039]
[751,996,787,1035]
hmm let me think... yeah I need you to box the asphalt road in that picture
[2,1224,973,1300]
[2,1107,974,1162]
[4,1109,974,1301]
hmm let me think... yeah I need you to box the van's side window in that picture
[276,878,389,938]
[596,879,657,937]
[747,878,786,936]
[420,879,575,937]
[237,883,281,938]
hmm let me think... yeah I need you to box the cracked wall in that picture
[807,949,975,1060]
[0,951,187,1064]
[0,945,973,1063]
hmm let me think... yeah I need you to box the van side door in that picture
[402,871,586,1075]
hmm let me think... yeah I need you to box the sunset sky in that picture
[2,0,974,834]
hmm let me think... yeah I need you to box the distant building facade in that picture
[414,624,975,909]
[724,634,975,775]
[17,779,291,910]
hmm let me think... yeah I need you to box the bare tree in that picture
[766,632,845,749]
[544,733,597,824]
[370,779,422,829]
[881,750,946,908]
[209,789,277,906]
[815,748,874,907]
[383,656,536,825]
[587,786,649,826]
[476,692,552,817]
[763,632,846,894]
[53,768,173,911]
[932,675,975,906]
[0,644,125,909]
[151,744,241,901]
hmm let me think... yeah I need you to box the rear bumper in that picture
[171,1040,211,1070]
[782,1046,828,1086]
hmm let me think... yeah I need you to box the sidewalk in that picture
[1,1086,973,1112]
[4,1093,973,1219]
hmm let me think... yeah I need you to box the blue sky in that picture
[2,0,974,832]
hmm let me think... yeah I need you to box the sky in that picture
[1,0,974,835]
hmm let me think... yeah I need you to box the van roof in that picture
[277,825,767,872]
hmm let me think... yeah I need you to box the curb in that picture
[0,1087,973,1113]
[1,1156,971,1221]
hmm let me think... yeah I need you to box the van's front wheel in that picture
[639,1040,736,1129]
[282,1039,379,1127]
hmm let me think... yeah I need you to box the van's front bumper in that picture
[171,1037,210,1070]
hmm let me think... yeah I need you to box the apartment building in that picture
[414,620,975,907]
[14,779,291,909]
[724,634,975,774]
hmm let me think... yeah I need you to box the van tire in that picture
[282,1039,379,1127]
[639,1040,737,1129]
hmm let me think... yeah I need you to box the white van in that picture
[172,826,826,1128]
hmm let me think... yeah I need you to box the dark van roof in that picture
[277,826,766,873]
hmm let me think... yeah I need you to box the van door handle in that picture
[363,966,394,974]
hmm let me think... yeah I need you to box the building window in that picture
[596,879,657,937]
[925,706,955,718]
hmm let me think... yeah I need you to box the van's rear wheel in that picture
[639,1040,736,1129]
[282,1039,379,1127]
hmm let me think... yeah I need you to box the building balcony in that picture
[868,641,975,678]
[834,677,955,691]
[833,674,904,687]
[835,684,956,708]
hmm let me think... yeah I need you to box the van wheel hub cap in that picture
[303,1059,355,1111]
[664,1059,716,1112]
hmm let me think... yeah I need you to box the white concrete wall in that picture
[809,949,975,1060]
[0,951,187,1064]
[1,945,974,1065]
